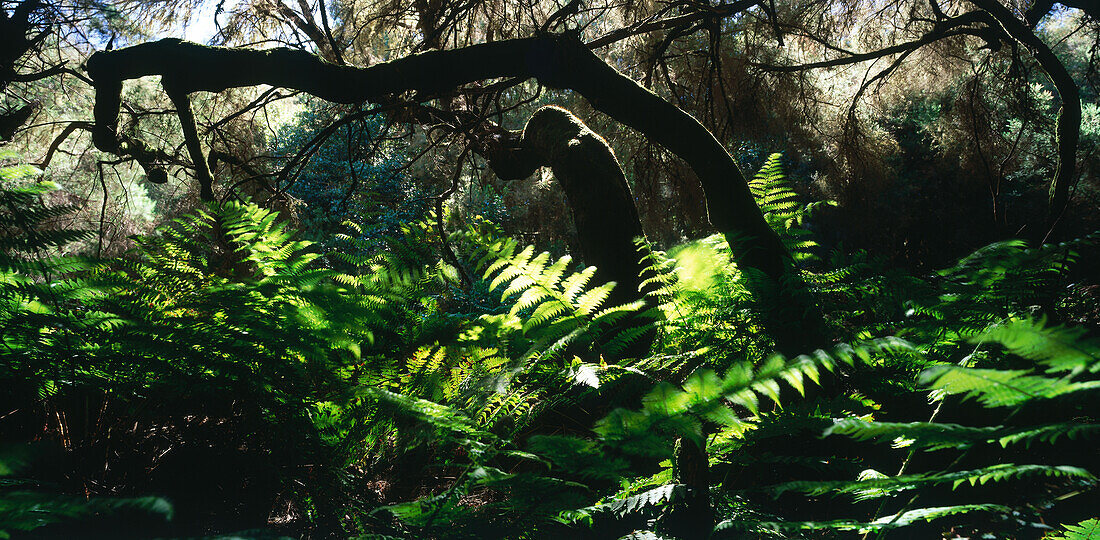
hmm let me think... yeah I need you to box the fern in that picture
[715,503,1010,533]
[748,153,832,263]
[1047,518,1100,540]
[921,365,1097,407]
[770,463,1094,498]
[0,443,173,536]
[600,484,688,517]
[917,318,1100,408]
[636,234,771,376]
[826,418,1100,450]
[977,318,1100,374]
[476,236,651,364]
[817,316,1100,535]
[7,145,1099,538]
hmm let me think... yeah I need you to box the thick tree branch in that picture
[490,106,656,356]
[1027,0,1057,26]
[509,106,650,307]
[164,82,216,201]
[1064,0,1100,20]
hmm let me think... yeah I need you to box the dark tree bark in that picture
[1027,0,1100,26]
[1,0,47,88]
[1,0,49,138]
[164,82,215,201]
[0,103,34,141]
[497,106,649,309]
[85,33,828,356]
[498,105,656,356]
[668,436,713,538]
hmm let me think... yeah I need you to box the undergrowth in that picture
[1,153,1097,538]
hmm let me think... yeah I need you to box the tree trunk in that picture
[668,436,713,538]
[495,105,655,357]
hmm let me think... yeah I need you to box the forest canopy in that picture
[2,0,1100,538]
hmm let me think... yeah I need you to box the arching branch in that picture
[503,106,650,309]
[750,11,992,72]
[35,120,93,168]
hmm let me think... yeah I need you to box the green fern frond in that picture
[594,339,898,453]
[771,463,1094,499]
[605,483,687,517]
[919,365,1100,408]
[827,418,1100,451]
[357,387,492,442]
[1046,518,1100,540]
[746,153,830,263]
[714,504,1010,533]
[975,318,1100,375]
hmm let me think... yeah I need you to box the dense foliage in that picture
[2,150,1098,538]
[5,0,1100,538]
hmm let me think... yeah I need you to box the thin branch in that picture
[587,0,760,49]
[434,143,473,286]
[36,121,93,169]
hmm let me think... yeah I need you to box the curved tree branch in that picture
[508,106,651,308]
[35,120,92,168]
[751,11,991,72]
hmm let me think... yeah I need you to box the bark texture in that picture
[510,106,648,306]
[506,106,655,356]
[86,33,827,355]
[1,0,48,138]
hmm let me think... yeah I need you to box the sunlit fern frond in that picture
[474,237,647,366]
[748,153,833,263]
